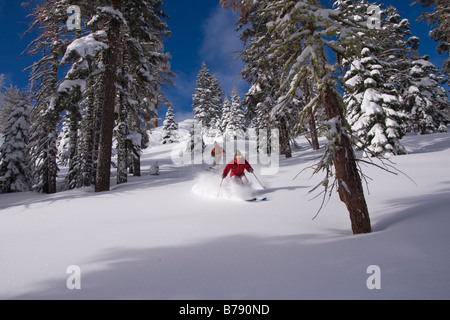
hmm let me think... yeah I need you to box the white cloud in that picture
[199,5,248,99]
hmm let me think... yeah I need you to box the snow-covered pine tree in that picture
[374,5,449,134]
[115,46,131,185]
[0,87,31,193]
[413,0,450,76]
[223,0,373,234]
[209,75,224,133]
[114,0,170,183]
[57,112,73,167]
[220,96,232,134]
[376,5,420,63]
[344,47,407,156]
[405,55,449,134]
[122,0,175,178]
[59,104,83,190]
[91,0,125,192]
[192,62,215,128]
[72,70,105,188]
[336,1,406,157]
[238,0,299,157]
[162,105,178,144]
[56,0,173,188]
[224,87,246,141]
[71,0,173,191]
[24,0,71,194]
[37,1,104,190]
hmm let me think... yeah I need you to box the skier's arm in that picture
[245,161,254,173]
[222,164,231,178]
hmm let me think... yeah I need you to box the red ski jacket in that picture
[223,158,253,177]
[211,147,225,157]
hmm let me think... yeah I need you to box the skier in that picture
[211,141,225,168]
[222,150,253,184]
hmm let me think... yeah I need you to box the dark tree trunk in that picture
[46,130,58,194]
[95,0,122,192]
[46,51,59,195]
[133,155,141,177]
[83,83,95,187]
[116,47,129,185]
[302,78,320,150]
[307,108,320,151]
[321,86,372,234]
[92,74,104,184]
[279,117,292,158]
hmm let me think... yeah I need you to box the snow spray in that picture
[192,172,254,201]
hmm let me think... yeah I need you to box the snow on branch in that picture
[61,31,108,64]
[88,6,128,28]
[57,79,86,94]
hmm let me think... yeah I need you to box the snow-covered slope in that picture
[1,125,449,300]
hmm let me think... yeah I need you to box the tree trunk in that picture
[46,129,58,194]
[116,96,128,185]
[46,51,60,195]
[92,73,104,184]
[83,83,95,187]
[116,47,129,185]
[133,155,141,177]
[321,86,372,234]
[302,78,320,150]
[95,0,122,192]
[279,117,292,158]
[308,108,320,151]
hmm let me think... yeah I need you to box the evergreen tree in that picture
[23,0,70,194]
[374,5,449,134]
[192,62,215,128]
[224,87,246,140]
[162,105,178,144]
[405,56,449,134]
[0,87,31,193]
[93,0,125,192]
[209,75,224,131]
[344,47,407,156]
[192,62,224,134]
[116,0,175,181]
[220,96,232,134]
[54,0,174,191]
[223,0,373,234]
[413,0,450,75]
[239,0,298,156]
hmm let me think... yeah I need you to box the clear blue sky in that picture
[0,0,447,123]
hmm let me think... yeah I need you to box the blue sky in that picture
[0,0,447,123]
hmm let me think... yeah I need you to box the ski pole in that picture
[217,177,224,197]
[252,172,265,189]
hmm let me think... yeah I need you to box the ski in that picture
[246,197,267,202]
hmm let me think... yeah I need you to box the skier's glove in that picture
[249,168,254,173]
[222,174,227,179]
